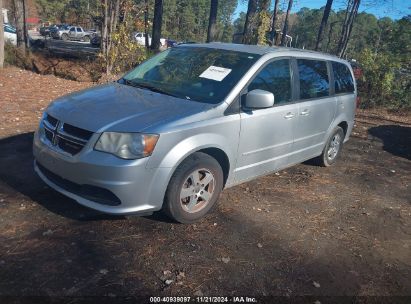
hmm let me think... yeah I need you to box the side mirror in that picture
[244,89,275,109]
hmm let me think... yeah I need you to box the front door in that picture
[76,27,83,39]
[68,27,76,39]
[235,58,298,182]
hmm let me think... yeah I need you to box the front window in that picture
[248,59,292,104]
[122,46,261,104]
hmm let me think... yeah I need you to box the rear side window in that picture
[297,59,329,99]
[332,62,355,94]
[248,59,292,104]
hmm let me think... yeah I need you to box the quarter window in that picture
[332,62,355,94]
[248,59,292,104]
[297,59,329,99]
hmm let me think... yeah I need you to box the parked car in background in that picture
[3,23,17,45]
[50,24,70,39]
[40,25,53,37]
[33,43,356,223]
[166,39,178,48]
[90,34,101,47]
[134,32,151,46]
[134,32,166,47]
[53,26,93,42]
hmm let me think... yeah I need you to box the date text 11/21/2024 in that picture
[149,296,257,303]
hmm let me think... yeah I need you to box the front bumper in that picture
[33,131,171,215]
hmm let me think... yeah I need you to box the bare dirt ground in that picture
[0,67,410,300]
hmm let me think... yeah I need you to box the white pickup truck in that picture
[3,24,17,46]
[134,32,166,47]
[58,26,94,43]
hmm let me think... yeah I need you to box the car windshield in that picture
[122,46,260,104]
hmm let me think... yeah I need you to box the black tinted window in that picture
[332,62,354,94]
[248,59,292,104]
[298,59,329,99]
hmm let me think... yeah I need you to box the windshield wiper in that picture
[122,79,180,98]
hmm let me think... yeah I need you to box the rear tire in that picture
[316,126,345,167]
[163,152,224,224]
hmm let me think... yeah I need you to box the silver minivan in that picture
[33,43,356,223]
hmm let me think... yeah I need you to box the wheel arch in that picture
[196,147,230,187]
[160,145,232,189]
[337,121,348,139]
[323,112,351,147]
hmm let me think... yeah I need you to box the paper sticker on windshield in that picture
[199,66,232,81]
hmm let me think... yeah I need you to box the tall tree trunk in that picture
[0,0,4,68]
[102,0,108,55]
[242,0,258,44]
[269,0,280,45]
[144,0,149,48]
[340,0,359,57]
[326,21,338,52]
[23,0,28,48]
[336,0,360,57]
[336,0,352,56]
[206,0,218,43]
[102,0,120,74]
[13,0,27,52]
[315,0,333,51]
[280,0,293,46]
[151,0,163,51]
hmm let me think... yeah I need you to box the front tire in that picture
[317,126,345,167]
[163,152,224,224]
[62,33,68,41]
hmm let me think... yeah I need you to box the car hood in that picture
[46,83,210,133]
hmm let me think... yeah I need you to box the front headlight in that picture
[94,132,159,160]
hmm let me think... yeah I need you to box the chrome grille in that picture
[42,114,94,155]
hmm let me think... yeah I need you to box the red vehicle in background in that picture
[350,60,363,80]
[350,60,363,108]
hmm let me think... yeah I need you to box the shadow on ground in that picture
[0,132,122,221]
[368,125,411,160]
[0,130,410,297]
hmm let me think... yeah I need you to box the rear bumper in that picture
[33,131,171,215]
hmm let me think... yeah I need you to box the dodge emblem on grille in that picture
[51,121,62,146]
[52,134,59,146]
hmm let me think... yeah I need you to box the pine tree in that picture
[207,0,218,42]
[315,0,333,51]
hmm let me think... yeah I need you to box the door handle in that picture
[284,112,295,119]
[300,109,310,116]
